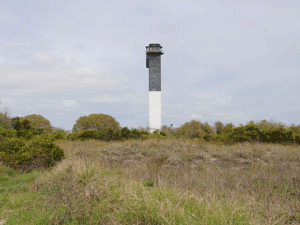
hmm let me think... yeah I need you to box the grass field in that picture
[1,139,300,224]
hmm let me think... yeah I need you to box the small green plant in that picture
[144,178,154,187]
[140,134,149,140]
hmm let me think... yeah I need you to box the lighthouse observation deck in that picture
[146,43,164,55]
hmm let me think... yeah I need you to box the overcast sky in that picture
[0,0,299,130]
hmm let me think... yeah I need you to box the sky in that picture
[0,0,299,130]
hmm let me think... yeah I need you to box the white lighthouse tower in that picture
[146,43,164,133]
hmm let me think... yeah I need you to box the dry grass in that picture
[25,139,300,224]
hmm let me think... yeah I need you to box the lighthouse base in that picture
[149,91,161,133]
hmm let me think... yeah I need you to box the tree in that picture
[224,122,235,128]
[244,123,260,142]
[199,122,216,141]
[176,120,202,138]
[72,113,120,132]
[0,106,11,129]
[214,121,224,134]
[11,117,33,138]
[161,125,176,137]
[120,127,131,139]
[0,112,11,129]
[21,114,52,132]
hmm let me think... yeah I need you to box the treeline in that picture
[2,110,300,172]
[2,111,300,145]
[166,120,300,145]
[68,113,165,141]
[65,115,300,145]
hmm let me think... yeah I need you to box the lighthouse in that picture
[146,43,164,132]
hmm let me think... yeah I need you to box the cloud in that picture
[87,96,126,103]
[62,100,79,108]
[0,0,299,129]
[195,94,232,107]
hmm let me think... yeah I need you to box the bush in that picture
[0,137,64,171]
[72,113,120,132]
[218,126,251,145]
[11,117,34,139]
[67,132,79,141]
[161,125,175,137]
[148,130,167,139]
[176,120,215,141]
[244,123,260,141]
[0,127,17,138]
[199,122,215,141]
[0,111,11,129]
[259,126,293,144]
[53,128,67,140]
[141,134,149,140]
[102,127,115,141]
[78,130,98,140]
[176,120,202,138]
[21,114,52,133]
[121,127,131,139]
[214,121,224,135]
[131,129,141,139]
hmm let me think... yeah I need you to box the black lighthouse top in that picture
[146,43,163,91]
[146,43,164,55]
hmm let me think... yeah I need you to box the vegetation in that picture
[21,114,52,133]
[1,110,300,223]
[1,140,300,224]
[0,136,64,171]
[72,113,120,132]
[171,119,300,145]
[214,120,224,134]
[0,111,11,129]
[2,109,300,145]
[0,111,64,172]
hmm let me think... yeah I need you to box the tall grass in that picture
[1,139,300,224]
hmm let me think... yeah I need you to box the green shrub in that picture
[161,125,176,137]
[0,127,17,138]
[53,128,67,140]
[78,130,98,140]
[144,178,154,187]
[67,132,79,141]
[244,123,260,141]
[96,127,120,141]
[199,122,215,141]
[70,127,123,141]
[214,121,224,134]
[176,120,202,138]
[176,120,215,141]
[131,129,141,139]
[141,134,149,140]
[149,131,167,139]
[11,117,34,139]
[218,126,251,144]
[21,114,52,133]
[259,126,293,144]
[103,127,114,141]
[72,113,120,132]
[0,137,64,171]
[0,111,11,129]
[121,127,131,139]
